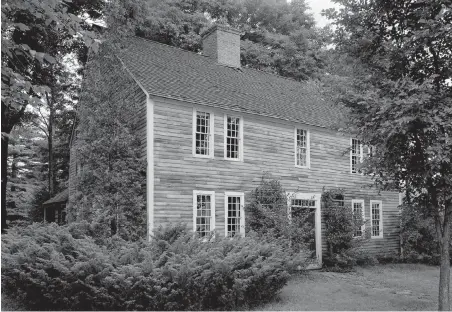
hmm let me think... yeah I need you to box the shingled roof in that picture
[42,189,68,206]
[119,36,344,129]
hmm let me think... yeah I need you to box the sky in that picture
[304,0,341,27]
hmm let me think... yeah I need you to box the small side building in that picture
[42,189,68,225]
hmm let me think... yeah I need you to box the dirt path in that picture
[258,264,450,311]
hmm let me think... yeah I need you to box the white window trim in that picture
[224,192,245,237]
[286,192,322,269]
[193,190,216,235]
[223,114,244,161]
[351,199,365,238]
[294,128,310,169]
[193,108,214,158]
[370,200,383,238]
[350,138,363,174]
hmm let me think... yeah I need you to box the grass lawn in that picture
[257,263,451,311]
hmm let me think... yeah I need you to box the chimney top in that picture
[201,24,241,39]
[201,24,241,68]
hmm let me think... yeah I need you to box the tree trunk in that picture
[438,204,451,311]
[47,91,56,197]
[1,135,9,233]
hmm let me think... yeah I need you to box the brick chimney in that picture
[201,25,241,68]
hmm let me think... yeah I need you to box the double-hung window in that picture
[193,191,215,237]
[370,200,383,238]
[295,128,310,168]
[351,138,363,173]
[351,199,365,237]
[224,115,243,160]
[224,192,245,237]
[193,109,214,158]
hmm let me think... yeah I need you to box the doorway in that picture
[287,192,322,269]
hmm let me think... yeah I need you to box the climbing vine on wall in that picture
[322,188,370,269]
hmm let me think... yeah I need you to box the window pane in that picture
[351,139,361,173]
[226,116,240,159]
[372,202,381,236]
[296,129,307,166]
[353,202,363,237]
[227,196,241,237]
[196,112,210,155]
[196,194,212,237]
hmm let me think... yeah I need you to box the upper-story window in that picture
[350,138,363,173]
[193,109,214,158]
[295,128,310,168]
[224,115,243,160]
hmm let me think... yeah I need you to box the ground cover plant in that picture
[1,222,304,311]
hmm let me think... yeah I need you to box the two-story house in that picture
[69,25,401,267]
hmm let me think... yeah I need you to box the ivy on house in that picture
[68,45,147,241]
[322,188,370,270]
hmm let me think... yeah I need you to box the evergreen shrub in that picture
[245,178,314,262]
[2,222,299,310]
[322,189,374,272]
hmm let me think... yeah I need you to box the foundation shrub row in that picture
[1,221,304,311]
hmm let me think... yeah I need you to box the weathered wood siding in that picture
[152,96,400,255]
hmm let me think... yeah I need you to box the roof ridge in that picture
[129,35,319,87]
[131,35,208,58]
[241,66,319,86]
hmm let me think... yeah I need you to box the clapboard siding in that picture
[152,96,400,256]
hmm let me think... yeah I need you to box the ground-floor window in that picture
[193,191,215,237]
[351,199,365,237]
[224,192,245,237]
[370,200,383,238]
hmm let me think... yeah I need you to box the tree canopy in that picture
[134,0,330,80]
[323,0,452,309]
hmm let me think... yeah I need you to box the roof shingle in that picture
[42,189,68,206]
[120,36,343,129]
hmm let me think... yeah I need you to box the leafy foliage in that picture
[323,1,451,307]
[245,177,315,262]
[134,0,330,81]
[401,202,452,265]
[28,185,50,223]
[6,126,47,224]
[69,45,146,241]
[2,222,299,311]
[1,0,101,231]
[322,189,371,271]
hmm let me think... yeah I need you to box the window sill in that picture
[224,157,243,162]
[193,154,214,159]
[295,165,310,169]
[371,235,384,239]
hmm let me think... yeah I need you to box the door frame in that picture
[287,192,322,269]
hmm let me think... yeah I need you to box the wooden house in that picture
[69,25,401,267]
[42,189,68,225]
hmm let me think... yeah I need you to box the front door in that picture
[288,192,322,269]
